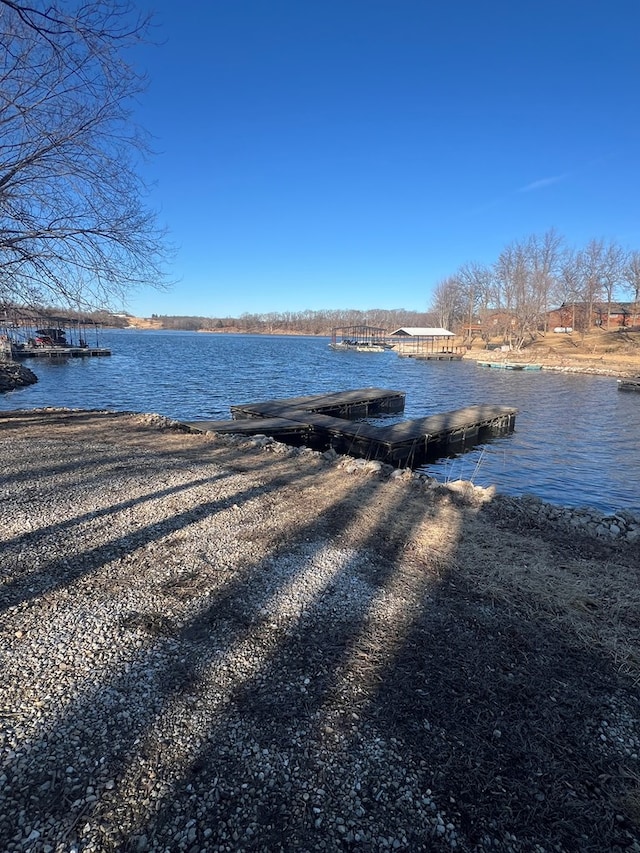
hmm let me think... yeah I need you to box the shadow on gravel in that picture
[3,446,448,849]
[1,414,639,852]
[125,498,640,852]
[2,474,230,552]
[0,448,316,615]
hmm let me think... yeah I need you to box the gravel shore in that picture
[1,409,639,853]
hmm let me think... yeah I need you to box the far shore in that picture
[2,323,639,397]
[119,320,640,378]
[461,346,640,379]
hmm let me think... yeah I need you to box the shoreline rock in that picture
[0,360,38,392]
[204,426,640,542]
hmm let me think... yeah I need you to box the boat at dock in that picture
[329,325,391,352]
[1,308,111,359]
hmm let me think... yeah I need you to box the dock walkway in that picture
[187,388,517,467]
[11,346,111,359]
[230,387,406,419]
[618,377,640,392]
[397,352,463,361]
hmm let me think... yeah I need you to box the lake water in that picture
[1,329,639,515]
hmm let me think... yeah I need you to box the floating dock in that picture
[477,361,542,371]
[398,352,463,361]
[618,377,640,392]
[187,388,517,467]
[11,345,111,359]
[231,387,406,420]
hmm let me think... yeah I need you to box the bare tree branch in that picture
[0,0,171,310]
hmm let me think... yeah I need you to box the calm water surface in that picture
[1,329,639,515]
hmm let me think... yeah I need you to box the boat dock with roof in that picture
[329,325,391,352]
[388,327,465,360]
[1,307,111,359]
[327,326,465,359]
[186,388,517,467]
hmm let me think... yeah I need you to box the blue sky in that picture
[127,0,640,318]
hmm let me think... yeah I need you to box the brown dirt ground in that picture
[464,329,640,377]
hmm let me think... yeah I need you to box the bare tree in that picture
[453,262,492,344]
[526,229,564,334]
[552,248,586,332]
[622,250,640,328]
[573,239,608,334]
[430,276,465,332]
[0,0,169,310]
[494,242,531,349]
[599,240,625,329]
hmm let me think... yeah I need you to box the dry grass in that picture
[465,329,640,376]
[463,505,640,679]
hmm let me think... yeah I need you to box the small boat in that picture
[330,340,387,353]
[329,325,391,353]
[477,361,542,371]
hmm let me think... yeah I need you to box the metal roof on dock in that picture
[389,327,455,337]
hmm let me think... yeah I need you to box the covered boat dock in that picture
[389,327,464,360]
[329,325,390,352]
[1,306,111,359]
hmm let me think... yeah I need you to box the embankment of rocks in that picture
[203,429,640,544]
[0,361,38,391]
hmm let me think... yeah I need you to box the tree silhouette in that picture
[0,0,170,309]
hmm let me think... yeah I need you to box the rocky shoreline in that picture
[1,409,639,852]
[332,453,640,542]
[0,361,38,391]
[462,349,640,379]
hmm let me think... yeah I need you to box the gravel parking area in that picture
[1,409,639,852]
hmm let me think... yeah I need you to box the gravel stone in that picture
[1,409,639,853]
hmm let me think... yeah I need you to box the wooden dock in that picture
[187,388,517,467]
[231,387,406,420]
[618,377,640,392]
[398,352,463,361]
[11,346,111,359]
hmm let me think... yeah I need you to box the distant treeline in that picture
[2,303,437,335]
[152,308,437,334]
[1,302,131,328]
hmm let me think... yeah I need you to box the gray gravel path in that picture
[1,409,639,853]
